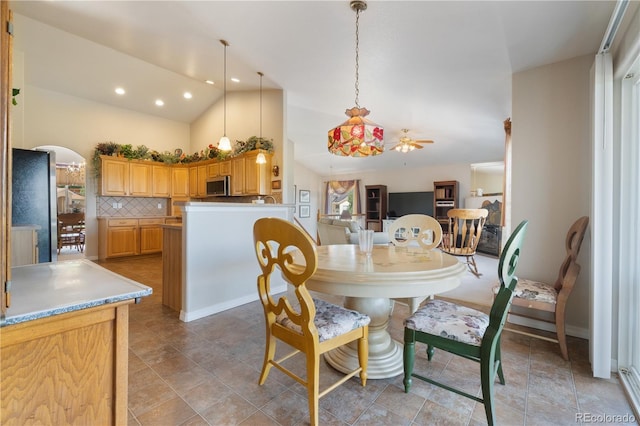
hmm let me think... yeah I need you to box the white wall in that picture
[512,54,593,334]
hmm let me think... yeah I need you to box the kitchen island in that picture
[169,202,293,322]
[1,260,152,425]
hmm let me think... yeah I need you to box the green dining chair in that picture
[402,220,529,426]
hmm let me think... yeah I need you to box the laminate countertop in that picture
[2,259,152,327]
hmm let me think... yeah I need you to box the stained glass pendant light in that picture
[256,72,267,164]
[218,39,232,152]
[328,0,384,157]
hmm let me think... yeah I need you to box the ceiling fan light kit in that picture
[390,128,434,153]
[328,0,384,157]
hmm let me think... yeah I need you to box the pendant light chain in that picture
[259,72,263,139]
[222,40,227,136]
[354,6,360,108]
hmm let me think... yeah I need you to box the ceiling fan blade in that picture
[414,139,434,144]
[412,144,424,149]
[388,143,401,151]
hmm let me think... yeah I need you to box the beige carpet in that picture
[438,253,498,307]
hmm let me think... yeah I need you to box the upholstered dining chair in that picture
[403,220,528,426]
[497,216,589,360]
[441,208,488,277]
[253,217,370,426]
[388,214,443,314]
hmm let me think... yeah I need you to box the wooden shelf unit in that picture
[433,180,459,229]
[365,185,387,231]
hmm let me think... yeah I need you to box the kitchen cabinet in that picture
[100,156,129,196]
[152,164,171,197]
[101,218,138,258]
[207,162,220,178]
[129,162,152,197]
[98,217,166,260]
[1,261,151,425]
[100,156,161,197]
[219,160,231,176]
[139,218,164,254]
[189,165,207,198]
[171,166,189,198]
[229,150,272,196]
[230,157,245,196]
[243,150,272,196]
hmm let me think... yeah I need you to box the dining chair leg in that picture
[259,336,276,385]
[495,338,505,385]
[556,311,569,361]
[358,333,369,386]
[426,344,435,361]
[307,354,321,426]
[403,329,415,392]
[480,357,497,426]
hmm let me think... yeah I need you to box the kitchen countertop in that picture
[2,259,152,327]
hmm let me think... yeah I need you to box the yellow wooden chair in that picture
[253,217,370,426]
[403,220,528,426]
[441,208,488,277]
[388,214,443,313]
[498,216,589,360]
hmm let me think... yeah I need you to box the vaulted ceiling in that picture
[11,1,618,175]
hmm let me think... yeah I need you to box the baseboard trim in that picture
[180,283,287,322]
[506,315,589,340]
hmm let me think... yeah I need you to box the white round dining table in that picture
[302,244,466,379]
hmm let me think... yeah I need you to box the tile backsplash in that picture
[98,197,169,217]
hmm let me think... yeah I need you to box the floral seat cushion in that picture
[404,299,489,346]
[277,298,370,343]
[492,279,558,305]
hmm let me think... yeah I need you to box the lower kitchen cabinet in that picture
[139,218,164,254]
[98,217,166,260]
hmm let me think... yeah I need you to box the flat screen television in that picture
[388,191,434,218]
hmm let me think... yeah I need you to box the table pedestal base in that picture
[324,296,403,379]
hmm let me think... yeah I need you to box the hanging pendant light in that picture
[218,39,232,151]
[328,0,383,157]
[256,71,267,164]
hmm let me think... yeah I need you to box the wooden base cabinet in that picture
[0,302,132,425]
[98,218,165,260]
[139,218,164,254]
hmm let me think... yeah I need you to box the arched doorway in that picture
[35,145,86,260]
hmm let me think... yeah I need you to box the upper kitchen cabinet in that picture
[243,150,272,196]
[152,164,171,197]
[171,166,189,198]
[129,162,152,197]
[100,156,129,196]
[99,156,174,198]
[189,164,207,198]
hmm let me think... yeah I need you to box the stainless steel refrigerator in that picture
[12,148,57,263]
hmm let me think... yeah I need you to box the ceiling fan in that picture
[389,129,434,153]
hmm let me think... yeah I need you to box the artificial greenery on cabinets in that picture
[91,137,274,177]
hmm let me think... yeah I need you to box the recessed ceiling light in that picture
[115,87,126,95]
[231,78,240,83]
[205,80,214,85]
[155,99,164,107]
[183,92,193,99]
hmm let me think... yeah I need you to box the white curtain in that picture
[590,52,614,378]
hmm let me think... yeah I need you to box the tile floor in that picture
[93,254,636,426]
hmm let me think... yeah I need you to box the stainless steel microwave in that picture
[206,175,231,196]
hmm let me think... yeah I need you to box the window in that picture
[323,180,361,216]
